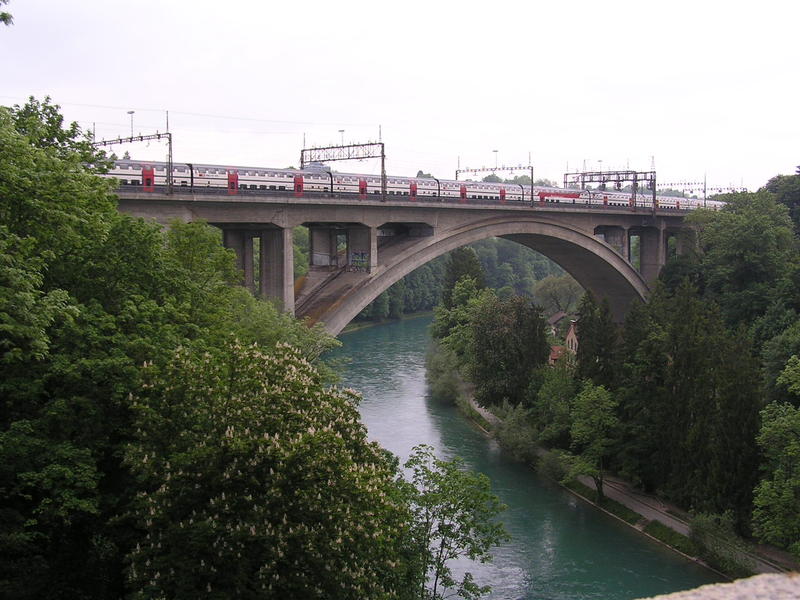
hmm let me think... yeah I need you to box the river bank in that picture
[332,316,722,599]
[458,396,799,579]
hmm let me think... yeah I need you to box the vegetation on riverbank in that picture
[426,182,800,576]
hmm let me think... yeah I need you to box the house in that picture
[548,345,566,365]
[546,311,568,338]
[565,320,578,354]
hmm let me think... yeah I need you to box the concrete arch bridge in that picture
[116,190,693,335]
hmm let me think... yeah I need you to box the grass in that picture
[644,520,700,557]
[563,480,640,525]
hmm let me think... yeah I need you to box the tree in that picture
[533,274,582,315]
[751,400,800,559]
[0,98,341,598]
[404,445,507,600]
[441,247,485,309]
[126,341,416,599]
[575,292,618,389]
[534,358,577,449]
[567,382,619,501]
[763,174,800,232]
[689,192,796,327]
[431,277,493,360]
[1,0,12,26]
[468,295,550,407]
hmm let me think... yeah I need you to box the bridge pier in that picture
[637,225,666,284]
[223,226,295,312]
[308,224,376,272]
[260,228,295,313]
[595,226,629,258]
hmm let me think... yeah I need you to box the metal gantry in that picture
[564,169,657,213]
[92,132,174,194]
[456,164,535,202]
[658,179,747,207]
[300,142,386,200]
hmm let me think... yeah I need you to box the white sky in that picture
[2,0,798,190]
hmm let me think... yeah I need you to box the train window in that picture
[269,185,276,190]
[278,185,286,191]
[250,184,257,189]
[259,185,267,190]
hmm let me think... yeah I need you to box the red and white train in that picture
[106,159,723,211]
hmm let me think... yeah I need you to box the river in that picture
[329,315,720,600]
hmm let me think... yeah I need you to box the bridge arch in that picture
[317,215,650,335]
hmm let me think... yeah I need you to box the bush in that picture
[425,342,464,405]
[537,450,569,481]
[494,404,539,464]
[690,512,756,578]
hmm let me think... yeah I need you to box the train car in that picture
[105,159,722,212]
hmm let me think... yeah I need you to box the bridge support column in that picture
[370,226,378,271]
[597,226,628,258]
[260,227,295,313]
[346,225,374,272]
[639,226,665,284]
[309,226,337,268]
[223,229,255,292]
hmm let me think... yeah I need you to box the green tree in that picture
[0,98,340,598]
[126,341,416,599]
[763,173,800,232]
[751,400,800,559]
[404,445,507,600]
[468,295,549,407]
[441,247,485,309]
[689,192,796,327]
[575,292,618,389]
[431,277,493,360]
[1,0,12,26]
[533,274,582,315]
[533,358,577,449]
[567,382,619,501]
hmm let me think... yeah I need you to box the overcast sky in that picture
[2,0,798,190]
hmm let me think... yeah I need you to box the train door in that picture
[358,178,367,200]
[603,195,608,206]
[293,175,304,197]
[499,187,506,204]
[409,181,417,200]
[538,192,547,205]
[142,166,155,192]
[459,184,467,203]
[227,170,239,195]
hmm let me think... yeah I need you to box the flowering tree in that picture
[126,341,416,599]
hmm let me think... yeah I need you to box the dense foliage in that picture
[428,177,800,561]
[1,98,508,599]
[127,341,414,599]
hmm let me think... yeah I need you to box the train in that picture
[106,159,724,211]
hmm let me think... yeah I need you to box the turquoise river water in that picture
[329,315,720,600]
